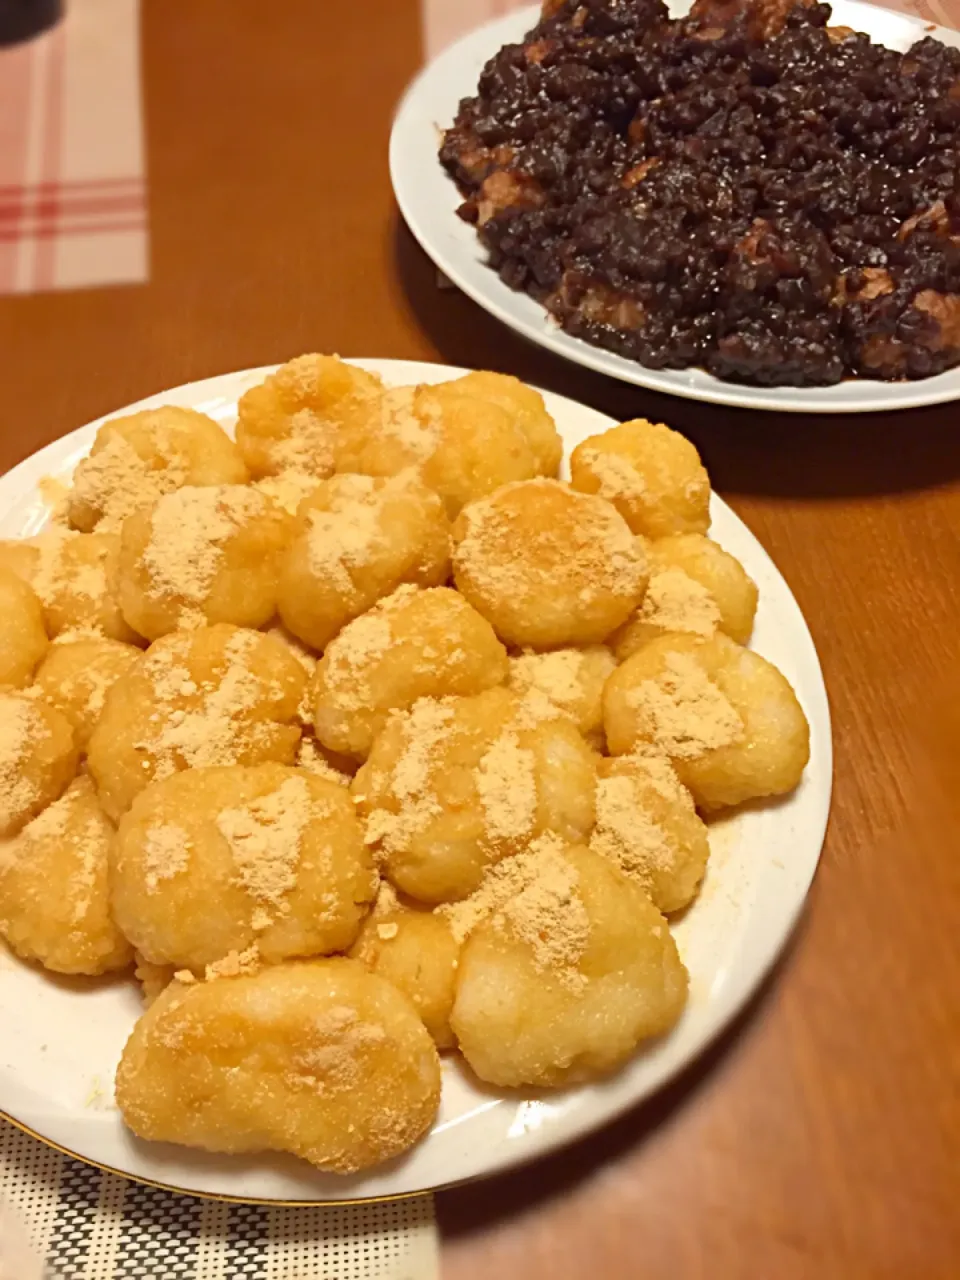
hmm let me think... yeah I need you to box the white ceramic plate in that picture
[0,361,832,1202]
[391,1,960,414]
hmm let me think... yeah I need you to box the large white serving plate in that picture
[391,1,960,414]
[0,360,832,1202]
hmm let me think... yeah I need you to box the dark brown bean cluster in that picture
[440,0,960,386]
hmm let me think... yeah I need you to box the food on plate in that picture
[33,638,142,750]
[295,732,356,785]
[451,371,563,478]
[414,381,546,518]
[452,478,648,647]
[278,472,451,651]
[441,0,960,386]
[265,623,318,679]
[0,775,132,975]
[112,764,376,974]
[604,631,810,809]
[0,567,47,688]
[68,406,248,533]
[507,645,616,749]
[449,837,687,1087]
[0,692,77,838]
[312,585,509,761]
[134,951,176,1006]
[337,371,563,515]
[354,686,598,903]
[117,485,293,640]
[0,540,37,583]
[612,533,758,657]
[254,469,322,517]
[315,385,435,480]
[0,529,141,643]
[235,353,383,480]
[590,750,710,913]
[0,356,816,1176]
[350,884,460,1048]
[570,420,710,539]
[88,625,306,821]
[115,958,442,1173]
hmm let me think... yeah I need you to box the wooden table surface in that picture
[1,2,958,1276]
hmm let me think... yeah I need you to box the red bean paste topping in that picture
[441,0,960,385]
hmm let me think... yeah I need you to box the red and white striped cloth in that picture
[0,0,146,296]
[422,0,960,57]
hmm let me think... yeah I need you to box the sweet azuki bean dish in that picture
[440,0,960,387]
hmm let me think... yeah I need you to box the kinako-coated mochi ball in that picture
[115,957,442,1174]
[277,472,451,653]
[33,637,142,750]
[452,479,648,649]
[87,625,307,822]
[603,631,810,811]
[506,645,616,750]
[311,585,508,761]
[335,371,563,516]
[570,419,711,540]
[0,530,142,644]
[111,763,377,975]
[349,885,460,1049]
[0,775,133,975]
[612,533,758,658]
[449,838,688,1088]
[116,485,292,640]
[235,354,383,480]
[68,406,248,533]
[0,691,78,838]
[0,566,48,688]
[352,686,597,904]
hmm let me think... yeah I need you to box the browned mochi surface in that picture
[570,420,711,539]
[611,533,758,658]
[87,625,307,821]
[312,584,508,761]
[336,371,563,516]
[117,484,292,639]
[604,632,809,810]
[235,354,383,481]
[590,750,710,913]
[353,686,597,903]
[448,837,688,1088]
[68,406,248,533]
[33,638,142,750]
[278,472,451,652]
[0,775,132,974]
[350,881,460,1049]
[112,763,376,974]
[115,958,442,1174]
[452,478,648,648]
[507,645,616,749]
[0,529,141,644]
[0,691,77,838]
[0,567,48,688]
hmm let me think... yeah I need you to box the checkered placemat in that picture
[0,1120,439,1280]
[0,0,147,296]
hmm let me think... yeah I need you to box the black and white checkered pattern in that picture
[0,1121,437,1280]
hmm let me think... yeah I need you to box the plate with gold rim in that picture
[0,360,831,1201]
[390,1,960,414]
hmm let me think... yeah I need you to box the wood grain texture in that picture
[0,3,958,1276]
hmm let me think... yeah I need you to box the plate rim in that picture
[0,358,833,1202]
[389,0,960,415]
